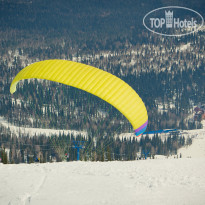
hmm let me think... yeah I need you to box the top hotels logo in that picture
[143,6,204,36]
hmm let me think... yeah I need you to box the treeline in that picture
[0,129,189,164]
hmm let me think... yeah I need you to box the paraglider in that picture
[10,60,148,136]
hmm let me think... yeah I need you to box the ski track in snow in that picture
[23,166,47,205]
[3,165,47,205]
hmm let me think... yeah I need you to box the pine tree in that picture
[0,148,8,164]
[107,147,111,161]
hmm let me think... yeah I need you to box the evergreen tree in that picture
[0,148,8,164]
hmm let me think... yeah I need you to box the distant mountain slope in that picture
[0,0,204,149]
[0,0,204,40]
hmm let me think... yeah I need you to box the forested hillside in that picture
[0,0,204,163]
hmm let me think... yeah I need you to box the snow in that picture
[1,119,205,205]
[0,122,205,204]
[0,116,87,138]
[11,98,22,107]
[176,43,191,52]
[119,120,205,141]
[129,58,137,66]
[0,159,205,205]
[178,121,205,158]
[180,43,191,51]
[156,102,176,113]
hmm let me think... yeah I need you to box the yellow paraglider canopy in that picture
[10,60,148,136]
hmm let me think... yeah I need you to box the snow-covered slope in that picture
[1,118,205,205]
[0,159,205,205]
[0,116,87,137]
[1,122,205,205]
[178,121,205,158]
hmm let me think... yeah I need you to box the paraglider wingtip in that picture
[134,120,148,137]
[10,86,16,94]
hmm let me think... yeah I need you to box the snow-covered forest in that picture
[0,0,205,163]
[0,0,205,203]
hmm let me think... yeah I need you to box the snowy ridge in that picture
[0,116,87,137]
